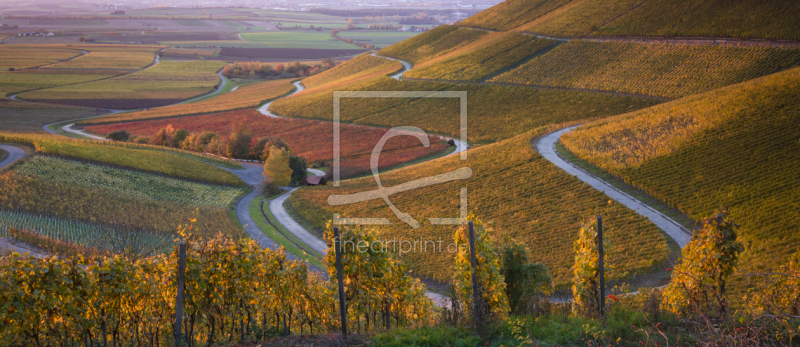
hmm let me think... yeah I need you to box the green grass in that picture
[240,31,360,49]
[248,196,324,269]
[0,148,6,163]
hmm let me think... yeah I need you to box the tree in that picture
[501,241,551,315]
[662,212,743,318]
[226,132,252,159]
[288,155,308,184]
[256,136,289,161]
[346,17,355,29]
[171,129,189,148]
[453,215,509,326]
[263,146,292,186]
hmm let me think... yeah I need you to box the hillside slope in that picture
[561,66,800,277]
[457,0,800,40]
[290,127,670,285]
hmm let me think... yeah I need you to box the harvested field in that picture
[219,47,367,59]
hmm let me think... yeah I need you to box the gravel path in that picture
[536,126,692,247]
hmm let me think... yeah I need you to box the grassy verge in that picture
[0,148,7,163]
[248,196,324,269]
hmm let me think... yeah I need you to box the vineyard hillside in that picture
[299,53,402,91]
[456,0,800,40]
[270,76,658,144]
[491,41,800,99]
[378,25,491,65]
[560,66,800,284]
[289,127,670,285]
[404,32,558,82]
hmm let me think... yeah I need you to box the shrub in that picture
[662,212,743,318]
[501,241,552,315]
[263,182,283,198]
[106,130,129,142]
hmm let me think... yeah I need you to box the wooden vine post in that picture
[597,215,605,317]
[174,242,186,347]
[334,226,348,337]
[468,220,481,332]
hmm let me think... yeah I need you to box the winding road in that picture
[536,126,692,247]
[0,144,46,258]
[258,81,304,117]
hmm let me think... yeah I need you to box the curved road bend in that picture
[258,81,305,118]
[370,53,412,80]
[0,144,25,171]
[536,126,692,248]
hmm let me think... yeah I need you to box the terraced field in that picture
[379,25,491,65]
[404,33,558,81]
[289,127,670,285]
[0,134,243,185]
[560,66,800,278]
[77,79,296,125]
[17,60,225,108]
[491,41,800,98]
[271,75,659,143]
[15,156,246,207]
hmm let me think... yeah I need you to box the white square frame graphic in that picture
[332,90,468,226]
